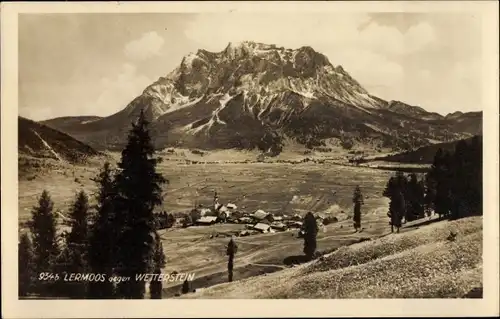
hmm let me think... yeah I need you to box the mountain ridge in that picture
[19,116,102,163]
[40,41,482,153]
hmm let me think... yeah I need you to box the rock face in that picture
[42,41,482,153]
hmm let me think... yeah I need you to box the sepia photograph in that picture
[1,1,499,318]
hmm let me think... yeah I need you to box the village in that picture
[154,192,340,237]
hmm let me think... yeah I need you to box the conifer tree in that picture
[181,279,191,294]
[182,214,192,228]
[303,212,318,260]
[391,190,405,233]
[114,109,167,299]
[166,213,176,228]
[18,233,35,297]
[227,237,238,282]
[406,173,425,221]
[149,233,166,299]
[423,173,436,218]
[383,176,405,233]
[29,190,60,296]
[352,185,364,231]
[416,178,426,219]
[423,136,482,221]
[87,162,117,299]
[62,190,90,298]
[468,136,482,215]
[434,150,452,219]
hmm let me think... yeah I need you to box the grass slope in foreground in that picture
[180,216,482,298]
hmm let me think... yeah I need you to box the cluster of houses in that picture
[185,192,335,236]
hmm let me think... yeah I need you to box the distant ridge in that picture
[19,116,102,163]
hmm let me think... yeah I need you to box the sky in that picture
[18,12,482,121]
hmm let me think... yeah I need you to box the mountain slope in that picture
[19,116,102,163]
[42,41,482,153]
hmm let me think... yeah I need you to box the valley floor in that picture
[18,152,480,300]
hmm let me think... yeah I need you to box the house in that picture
[239,230,251,237]
[195,216,218,226]
[315,215,325,226]
[230,210,244,220]
[273,216,284,222]
[291,214,302,221]
[199,208,212,217]
[287,221,303,229]
[217,205,231,221]
[226,203,237,210]
[251,210,274,223]
[253,223,275,233]
[315,214,325,221]
[270,222,288,231]
[238,217,253,224]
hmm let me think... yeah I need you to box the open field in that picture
[179,216,483,298]
[157,206,391,296]
[18,152,393,222]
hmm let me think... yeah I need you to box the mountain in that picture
[19,116,102,163]
[41,41,482,153]
[445,111,482,136]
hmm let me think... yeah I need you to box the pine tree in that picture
[87,162,117,299]
[416,178,426,219]
[181,279,190,294]
[352,185,364,231]
[29,190,60,296]
[391,190,405,233]
[166,213,176,228]
[395,171,409,223]
[114,109,167,299]
[406,173,425,221]
[423,137,482,220]
[423,173,436,218]
[226,237,238,282]
[434,150,452,219]
[303,212,318,260]
[182,214,192,228]
[468,136,482,215]
[62,190,90,298]
[18,233,35,297]
[149,233,166,299]
[383,176,405,233]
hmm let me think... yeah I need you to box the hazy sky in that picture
[19,12,482,121]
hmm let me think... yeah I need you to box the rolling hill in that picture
[18,116,102,163]
[179,216,482,299]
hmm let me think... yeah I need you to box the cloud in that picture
[19,106,55,122]
[356,21,436,55]
[182,13,370,52]
[94,63,153,115]
[182,14,435,57]
[124,31,165,60]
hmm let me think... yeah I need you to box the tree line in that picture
[300,135,481,260]
[383,135,482,233]
[19,110,167,299]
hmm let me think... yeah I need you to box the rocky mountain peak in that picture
[50,41,480,153]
